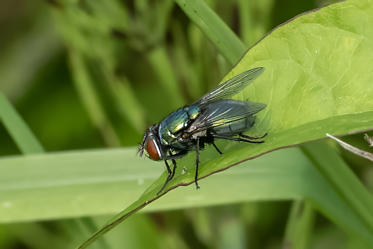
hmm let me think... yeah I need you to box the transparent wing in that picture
[188,100,266,134]
[194,67,264,105]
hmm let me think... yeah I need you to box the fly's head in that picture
[138,124,163,161]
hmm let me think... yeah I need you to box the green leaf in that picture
[0,148,309,223]
[77,0,373,247]
[0,92,113,248]
[2,147,370,246]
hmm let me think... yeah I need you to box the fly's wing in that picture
[194,67,264,105]
[188,100,266,134]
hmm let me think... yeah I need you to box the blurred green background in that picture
[1,0,372,249]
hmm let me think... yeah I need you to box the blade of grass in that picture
[283,201,315,249]
[0,93,44,154]
[237,0,252,45]
[1,145,373,246]
[238,0,274,46]
[102,70,147,134]
[0,92,112,249]
[171,21,202,99]
[147,46,185,108]
[175,0,246,65]
[0,148,303,223]
[217,214,247,249]
[301,141,373,234]
[68,49,120,146]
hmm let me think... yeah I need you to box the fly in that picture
[139,67,267,194]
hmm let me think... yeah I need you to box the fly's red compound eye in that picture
[146,138,161,161]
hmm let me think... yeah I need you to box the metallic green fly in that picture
[139,67,267,194]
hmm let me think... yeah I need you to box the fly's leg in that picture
[158,153,179,195]
[213,135,265,144]
[212,141,223,154]
[171,159,177,179]
[239,132,267,140]
[158,160,173,195]
[165,159,172,175]
[195,137,200,189]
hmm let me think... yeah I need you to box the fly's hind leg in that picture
[239,132,267,140]
[213,134,265,144]
[195,137,201,189]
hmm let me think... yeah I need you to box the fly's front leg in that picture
[158,160,173,195]
[158,151,181,195]
[164,159,172,175]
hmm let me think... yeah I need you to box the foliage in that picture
[0,0,372,249]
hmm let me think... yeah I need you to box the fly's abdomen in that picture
[196,99,264,136]
[212,116,255,135]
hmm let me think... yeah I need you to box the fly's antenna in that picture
[138,138,146,157]
[138,127,151,157]
[137,143,144,157]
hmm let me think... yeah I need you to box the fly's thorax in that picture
[185,105,199,119]
[158,105,200,146]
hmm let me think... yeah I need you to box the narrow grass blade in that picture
[283,201,315,249]
[175,0,246,64]
[0,93,44,154]
[147,46,185,107]
[302,141,373,234]
[68,49,120,146]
